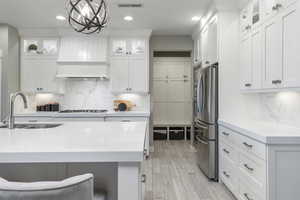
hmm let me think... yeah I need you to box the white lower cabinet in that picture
[219,126,266,200]
[219,124,300,200]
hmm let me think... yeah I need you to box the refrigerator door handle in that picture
[195,135,209,145]
[196,74,202,112]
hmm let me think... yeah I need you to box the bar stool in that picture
[0,174,106,200]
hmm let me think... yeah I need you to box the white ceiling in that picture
[0,0,212,35]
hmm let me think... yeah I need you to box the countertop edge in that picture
[218,119,300,145]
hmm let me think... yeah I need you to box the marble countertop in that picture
[0,121,147,163]
[219,119,300,144]
[15,110,151,118]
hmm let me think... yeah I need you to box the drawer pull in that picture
[244,193,253,200]
[243,142,253,148]
[243,164,254,172]
[223,148,230,154]
[223,171,230,178]
[222,132,229,136]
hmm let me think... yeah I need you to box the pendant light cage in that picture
[67,0,108,34]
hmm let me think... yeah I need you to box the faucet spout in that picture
[8,92,28,129]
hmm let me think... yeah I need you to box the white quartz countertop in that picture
[219,119,300,145]
[0,121,147,163]
[15,111,150,118]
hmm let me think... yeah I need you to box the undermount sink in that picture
[0,123,63,129]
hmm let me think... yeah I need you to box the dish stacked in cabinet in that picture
[219,125,267,200]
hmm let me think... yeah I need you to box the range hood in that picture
[56,64,109,79]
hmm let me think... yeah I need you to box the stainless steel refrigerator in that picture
[193,62,218,181]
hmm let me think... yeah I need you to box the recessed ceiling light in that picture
[124,16,133,21]
[56,15,66,21]
[192,16,201,21]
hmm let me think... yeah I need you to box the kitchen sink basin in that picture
[0,123,63,129]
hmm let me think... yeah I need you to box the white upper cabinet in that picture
[128,58,148,92]
[193,34,201,64]
[110,37,149,93]
[58,37,108,63]
[241,0,300,91]
[207,18,218,65]
[281,2,300,87]
[110,38,146,58]
[21,59,60,93]
[110,58,148,93]
[201,26,209,66]
[201,17,218,66]
[240,28,263,90]
[262,15,283,89]
[240,0,263,35]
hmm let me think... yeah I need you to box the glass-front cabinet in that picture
[23,38,59,57]
[110,38,146,58]
[240,0,262,35]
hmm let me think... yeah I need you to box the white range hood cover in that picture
[56,64,109,79]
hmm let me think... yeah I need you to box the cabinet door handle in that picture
[245,83,252,87]
[223,171,230,178]
[222,132,230,136]
[141,174,146,183]
[272,3,282,10]
[272,80,282,84]
[244,164,254,171]
[223,148,230,154]
[244,193,253,200]
[243,142,253,148]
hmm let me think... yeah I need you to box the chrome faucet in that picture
[8,92,28,129]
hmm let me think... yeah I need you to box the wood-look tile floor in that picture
[142,141,236,200]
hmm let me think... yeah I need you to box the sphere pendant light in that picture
[67,0,108,34]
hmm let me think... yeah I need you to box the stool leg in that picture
[184,126,187,141]
[167,126,170,141]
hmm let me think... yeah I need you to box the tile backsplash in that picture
[15,79,150,113]
[258,91,300,127]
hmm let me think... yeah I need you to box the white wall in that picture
[150,35,193,51]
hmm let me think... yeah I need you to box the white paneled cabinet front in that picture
[110,37,149,93]
[111,58,148,93]
[58,37,108,63]
[240,0,300,91]
[240,28,263,90]
[21,59,58,93]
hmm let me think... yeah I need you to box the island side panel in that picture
[118,162,141,200]
[268,145,300,200]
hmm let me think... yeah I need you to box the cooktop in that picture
[59,109,108,113]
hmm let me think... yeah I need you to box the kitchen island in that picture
[0,121,147,200]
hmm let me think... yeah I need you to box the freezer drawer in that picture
[194,135,217,180]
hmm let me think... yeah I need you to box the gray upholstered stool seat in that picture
[0,174,106,200]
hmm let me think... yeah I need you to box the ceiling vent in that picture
[118,4,143,8]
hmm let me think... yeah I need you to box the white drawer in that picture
[239,151,266,189]
[220,155,238,195]
[15,117,53,122]
[105,117,148,122]
[220,140,238,164]
[237,133,266,160]
[239,176,265,200]
[219,126,239,146]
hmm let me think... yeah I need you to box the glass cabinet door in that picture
[42,40,58,55]
[252,0,261,25]
[23,39,58,56]
[130,39,146,56]
[111,39,127,56]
